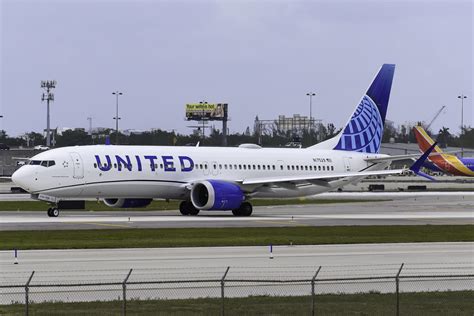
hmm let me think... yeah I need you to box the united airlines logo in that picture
[94,155,194,172]
[334,95,383,153]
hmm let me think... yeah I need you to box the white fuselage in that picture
[12,145,390,200]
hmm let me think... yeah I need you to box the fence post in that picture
[221,266,230,316]
[311,266,322,316]
[25,271,35,316]
[396,263,404,316]
[122,269,133,316]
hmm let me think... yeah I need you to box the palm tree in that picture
[437,127,450,148]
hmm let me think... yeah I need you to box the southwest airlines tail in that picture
[413,126,474,176]
[310,64,395,153]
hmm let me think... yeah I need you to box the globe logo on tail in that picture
[334,95,383,153]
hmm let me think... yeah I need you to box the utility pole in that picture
[41,80,56,147]
[112,91,123,145]
[306,92,316,142]
[199,101,207,140]
[457,94,467,157]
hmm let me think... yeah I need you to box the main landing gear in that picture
[232,202,253,217]
[47,207,59,217]
[179,201,200,216]
[178,201,253,216]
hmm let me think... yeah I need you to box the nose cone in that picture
[12,167,31,192]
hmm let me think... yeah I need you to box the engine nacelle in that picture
[191,180,244,210]
[103,198,153,208]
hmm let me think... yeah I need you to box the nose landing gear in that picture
[47,207,59,217]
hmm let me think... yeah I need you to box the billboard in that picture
[185,103,227,121]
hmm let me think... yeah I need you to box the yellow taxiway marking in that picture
[64,222,132,229]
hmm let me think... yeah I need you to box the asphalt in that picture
[0,193,472,230]
[1,242,472,303]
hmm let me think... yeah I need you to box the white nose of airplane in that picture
[12,167,31,192]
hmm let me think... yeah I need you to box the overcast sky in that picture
[1,0,472,137]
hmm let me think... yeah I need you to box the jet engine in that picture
[190,180,244,210]
[103,198,153,208]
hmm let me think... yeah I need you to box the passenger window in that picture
[213,164,217,169]
[318,166,321,171]
[292,166,295,170]
[296,166,299,170]
[257,165,261,170]
[305,166,308,171]
[287,166,290,170]
[114,163,118,169]
[262,165,266,170]
[205,164,208,169]
[224,164,227,169]
[219,164,222,169]
[234,164,237,169]
[94,163,97,168]
[280,165,283,170]
[273,165,276,170]
[253,165,256,170]
[229,165,233,170]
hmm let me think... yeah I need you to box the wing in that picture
[240,168,405,186]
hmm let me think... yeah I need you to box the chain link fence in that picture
[1,263,473,315]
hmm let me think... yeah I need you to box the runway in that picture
[1,243,472,304]
[1,243,472,282]
[0,194,473,230]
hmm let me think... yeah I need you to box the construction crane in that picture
[426,105,446,130]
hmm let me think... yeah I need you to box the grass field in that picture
[1,225,472,250]
[0,198,381,212]
[1,291,472,315]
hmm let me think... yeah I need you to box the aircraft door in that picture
[69,152,84,179]
[211,161,219,176]
[277,160,285,174]
[202,161,210,176]
[343,157,352,172]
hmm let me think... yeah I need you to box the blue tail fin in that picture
[333,64,395,153]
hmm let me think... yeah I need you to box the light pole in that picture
[457,94,467,157]
[41,80,56,147]
[306,92,316,141]
[112,91,123,145]
[0,115,3,139]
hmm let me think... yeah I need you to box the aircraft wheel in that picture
[47,208,53,217]
[188,206,200,216]
[179,201,190,216]
[232,202,253,217]
[51,208,59,217]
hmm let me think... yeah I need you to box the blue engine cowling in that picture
[190,180,244,210]
[103,198,153,208]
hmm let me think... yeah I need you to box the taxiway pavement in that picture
[0,194,472,230]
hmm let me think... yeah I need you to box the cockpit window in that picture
[29,160,55,167]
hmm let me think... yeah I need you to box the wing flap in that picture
[241,169,405,185]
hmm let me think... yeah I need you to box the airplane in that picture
[413,125,474,176]
[12,64,434,217]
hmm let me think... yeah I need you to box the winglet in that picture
[409,142,438,181]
